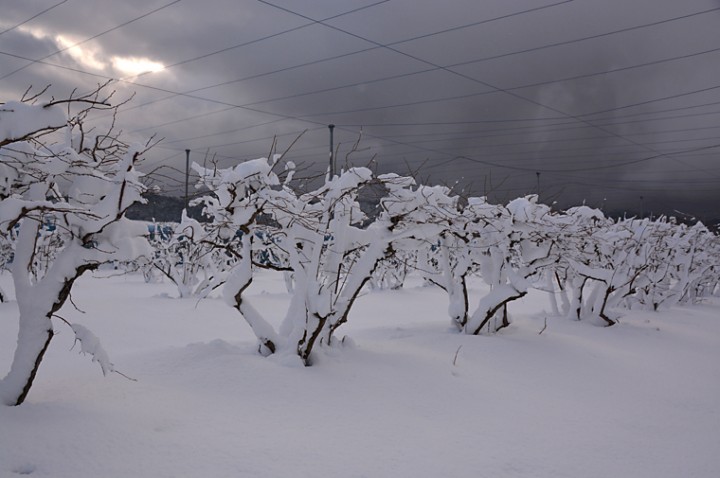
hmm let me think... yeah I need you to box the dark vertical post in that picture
[328,124,335,179]
[536,171,540,199]
[185,149,190,212]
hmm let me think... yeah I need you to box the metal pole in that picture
[184,149,190,212]
[328,124,335,178]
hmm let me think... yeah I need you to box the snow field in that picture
[1,270,719,478]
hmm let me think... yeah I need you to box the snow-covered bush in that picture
[651,220,719,307]
[369,249,416,290]
[415,194,560,334]
[146,212,233,298]
[0,84,152,405]
[193,162,450,364]
[546,208,720,324]
[461,196,558,333]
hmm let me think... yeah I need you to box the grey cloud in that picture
[1,0,720,220]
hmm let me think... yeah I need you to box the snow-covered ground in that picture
[1,270,719,478]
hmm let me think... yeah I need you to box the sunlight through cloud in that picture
[55,35,106,70]
[112,56,165,76]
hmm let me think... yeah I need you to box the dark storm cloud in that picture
[1,0,720,220]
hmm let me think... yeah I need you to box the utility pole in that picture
[328,124,335,179]
[185,149,190,212]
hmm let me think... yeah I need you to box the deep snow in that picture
[1,270,719,478]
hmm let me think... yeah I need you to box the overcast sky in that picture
[2,0,720,219]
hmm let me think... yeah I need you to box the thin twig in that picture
[538,316,548,335]
[452,345,462,366]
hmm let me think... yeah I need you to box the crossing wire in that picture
[0,0,182,82]
[258,45,720,118]
[256,1,720,179]
[0,0,68,37]
[128,0,391,81]
[4,0,716,152]
[115,1,717,177]
[114,29,720,148]
[125,0,715,115]
[0,47,329,128]
[3,2,720,183]
[227,36,720,112]
[106,0,575,121]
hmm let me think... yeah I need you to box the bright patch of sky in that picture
[18,26,164,76]
[112,56,164,76]
[55,34,105,70]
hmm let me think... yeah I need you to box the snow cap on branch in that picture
[0,101,66,142]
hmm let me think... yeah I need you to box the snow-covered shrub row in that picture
[2,86,718,403]
[0,85,153,405]
[556,211,719,323]
[188,158,719,365]
[419,198,719,332]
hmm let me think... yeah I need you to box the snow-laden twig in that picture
[69,323,115,376]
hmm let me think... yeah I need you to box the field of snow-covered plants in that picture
[2,83,720,478]
[1,269,720,478]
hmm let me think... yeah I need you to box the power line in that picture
[233,35,720,112]
[107,0,393,116]
[372,127,718,172]
[106,0,574,121]
[132,106,239,132]
[438,5,720,71]
[54,2,402,133]
[150,106,720,176]
[335,98,720,128]
[0,0,182,82]
[258,0,720,179]
[316,117,718,175]
[153,1,720,119]
[0,0,68,37]
[178,127,323,151]
[449,142,720,173]
[224,82,720,135]
[383,120,720,148]
[0,47,329,129]
[100,0,692,139]
[5,2,720,191]
[9,0,716,148]
[579,83,720,117]
[554,179,720,194]
[232,42,720,119]
[588,98,720,122]
[140,92,720,176]
[555,173,720,185]
[243,1,720,118]
[130,0,391,81]
[157,118,290,143]
[193,0,575,100]
[357,121,720,145]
